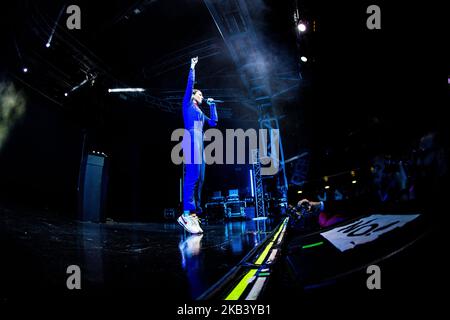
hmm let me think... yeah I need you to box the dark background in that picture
[0,0,447,220]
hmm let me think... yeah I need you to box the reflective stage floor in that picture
[1,204,446,314]
[0,205,278,302]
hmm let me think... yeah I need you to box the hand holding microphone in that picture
[206,98,224,104]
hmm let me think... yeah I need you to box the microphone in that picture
[205,98,224,103]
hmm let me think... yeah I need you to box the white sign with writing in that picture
[320,214,420,252]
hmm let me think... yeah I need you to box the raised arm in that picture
[182,57,198,106]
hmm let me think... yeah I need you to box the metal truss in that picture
[252,149,265,218]
[203,0,290,199]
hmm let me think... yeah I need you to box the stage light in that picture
[108,88,145,93]
[297,23,306,32]
[249,169,254,197]
[352,180,357,184]
[22,67,28,73]
[45,5,66,50]
[64,93,68,97]
[297,190,303,194]
[300,56,308,62]
[302,241,324,249]
[325,185,330,189]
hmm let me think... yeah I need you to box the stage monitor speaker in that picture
[78,153,109,222]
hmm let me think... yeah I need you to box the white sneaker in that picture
[191,215,204,234]
[177,215,201,234]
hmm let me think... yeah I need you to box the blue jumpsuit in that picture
[182,68,218,213]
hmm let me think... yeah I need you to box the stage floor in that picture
[0,205,278,302]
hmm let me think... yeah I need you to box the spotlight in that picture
[45,5,66,51]
[108,88,145,93]
[22,67,28,73]
[324,185,330,189]
[300,56,308,62]
[297,22,306,32]
[64,93,68,97]
[352,180,357,184]
[297,190,303,194]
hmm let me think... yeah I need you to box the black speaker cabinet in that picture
[78,153,109,222]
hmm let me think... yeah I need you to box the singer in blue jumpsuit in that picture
[182,60,218,214]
